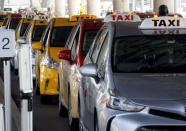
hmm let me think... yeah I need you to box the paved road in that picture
[0,60,71,131]
[33,95,70,131]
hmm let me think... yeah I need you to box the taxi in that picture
[25,17,48,79]
[11,16,33,74]
[37,17,77,103]
[58,18,103,130]
[79,14,186,131]
[0,14,7,27]
[5,13,22,30]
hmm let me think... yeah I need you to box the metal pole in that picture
[3,60,11,131]
[30,0,33,8]
[18,41,33,131]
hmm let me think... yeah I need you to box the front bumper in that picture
[110,113,186,131]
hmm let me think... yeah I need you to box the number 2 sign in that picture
[0,29,16,58]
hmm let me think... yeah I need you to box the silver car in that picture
[79,21,186,131]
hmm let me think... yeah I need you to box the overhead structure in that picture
[113,0,123,12]
[123,0,130,12]
[153,0,180,14]
[68,0,80,17]
[0,0,5,11]
[87,0,101,16]
[55,0,66,17]
[41,0,50,8]
[113,0,130,12]
[140,0,144,12]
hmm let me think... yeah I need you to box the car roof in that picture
[79,19,103,30]
[113,21,143,37]
[52,17,77,27]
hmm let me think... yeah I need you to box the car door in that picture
[36,23,51,81]
[61,25,80,107]
[82,28,108,130]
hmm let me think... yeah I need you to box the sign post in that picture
[18,39,33,131]
[0,29,16,131]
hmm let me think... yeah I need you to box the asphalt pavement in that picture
[0,60,71,131]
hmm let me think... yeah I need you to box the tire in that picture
[14,69,18,75]
[79,96,83,131]
[36,82,40,95]
[59,95,68,117]
[68,92,79,131]
[41,95,47,104]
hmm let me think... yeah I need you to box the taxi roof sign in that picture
[70,14,97,22]
[139,16,186,29]
[103,13,141,22]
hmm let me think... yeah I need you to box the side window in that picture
[71,27,80,61]
[65,25,78,49]
[23,24,31,40]
[41,24,50,48]
[91,29,108,63]
[96,34,109,78]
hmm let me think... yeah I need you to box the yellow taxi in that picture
[0,14,7,27]
[26,19,48,80]
[15,18,33,41]
[37,17,77,103]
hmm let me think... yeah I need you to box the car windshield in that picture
[50,26,73,47]
[9,19,20,29]
[112,35,186,73]
[20,23,30,37]
[82,30,98,56]
[32,25,47,42]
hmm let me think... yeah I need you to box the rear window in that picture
[50,26,73,47]
[112,35,186,73]
[20,23,30,37]
[9,19,20,29]
[82,30,98,56]
[32,25,47,42]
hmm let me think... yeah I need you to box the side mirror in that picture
[32,42,43,51]
[17,38,26,45]
[58,49,71,61]
[79,64,97,77]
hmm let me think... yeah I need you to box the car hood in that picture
[113,73,186,101]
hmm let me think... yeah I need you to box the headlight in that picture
[41,56,59,69]
[106,96,145,112]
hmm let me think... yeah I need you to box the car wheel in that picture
[58,95,68,117]
[41,95,47,104]
[36,81,40,95]
[68,92,79,131]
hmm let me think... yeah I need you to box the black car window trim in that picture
[23,24,32,40]
[96,33,108,78]
[71,26,80,61]
[65,24,79,49]
[41,23,51,48]
[82,30,99,56]
[69,24,80,49]
[90,28,108,63]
